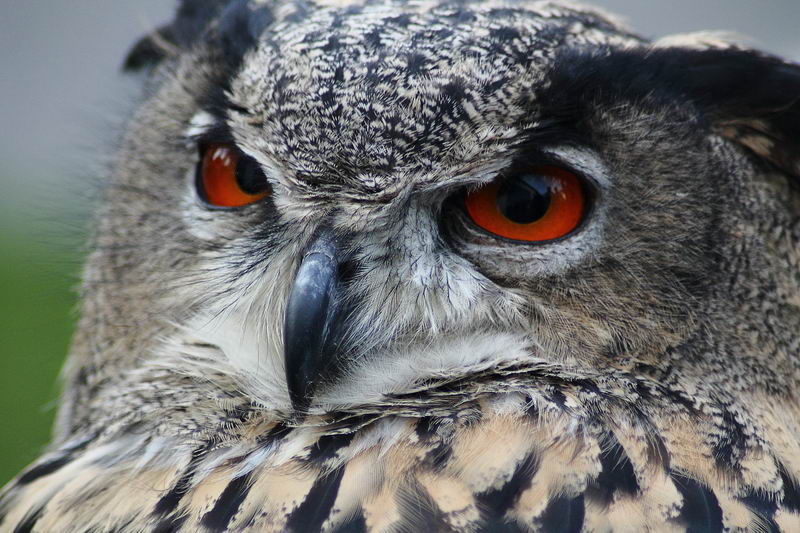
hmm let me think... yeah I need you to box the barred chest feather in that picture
[3,368,800,532]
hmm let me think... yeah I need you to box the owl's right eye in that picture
[463,165,587,242]
[196,144,271,208]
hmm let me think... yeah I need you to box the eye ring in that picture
[196,143,271,209]
[463,165,588,243]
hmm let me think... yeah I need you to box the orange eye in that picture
[197,144,270,208]
[464,165,586,242]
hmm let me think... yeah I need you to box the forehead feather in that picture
[222,1,640,188]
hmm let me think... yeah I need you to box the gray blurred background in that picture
[0,1,798,484]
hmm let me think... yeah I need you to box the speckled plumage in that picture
[2,0,800,531]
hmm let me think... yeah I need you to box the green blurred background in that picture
[0,1,798,486]
[0,206,80,484]
[0,1,173,484]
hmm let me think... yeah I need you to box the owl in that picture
[2,0,800,531]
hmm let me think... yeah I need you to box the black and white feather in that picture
[2,0,800,531]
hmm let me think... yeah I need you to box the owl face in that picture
[72,0,799,429]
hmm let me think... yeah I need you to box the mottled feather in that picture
[2,0,799,531]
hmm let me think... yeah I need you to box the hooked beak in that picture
[283,228,342,412]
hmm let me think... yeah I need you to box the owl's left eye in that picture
[464,165,587,242]
[196,144,271,208]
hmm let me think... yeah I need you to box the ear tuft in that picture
[123,0,231,72]
[123,25,179,71]
[677,48,800,178]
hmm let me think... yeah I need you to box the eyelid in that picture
[537,146,611,191]
[463,147,601,201]
[183,115,236,150]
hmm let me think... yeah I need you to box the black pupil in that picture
[496,173,552,224]
[236,156,268,195]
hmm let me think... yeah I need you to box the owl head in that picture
[56,0,800,439]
